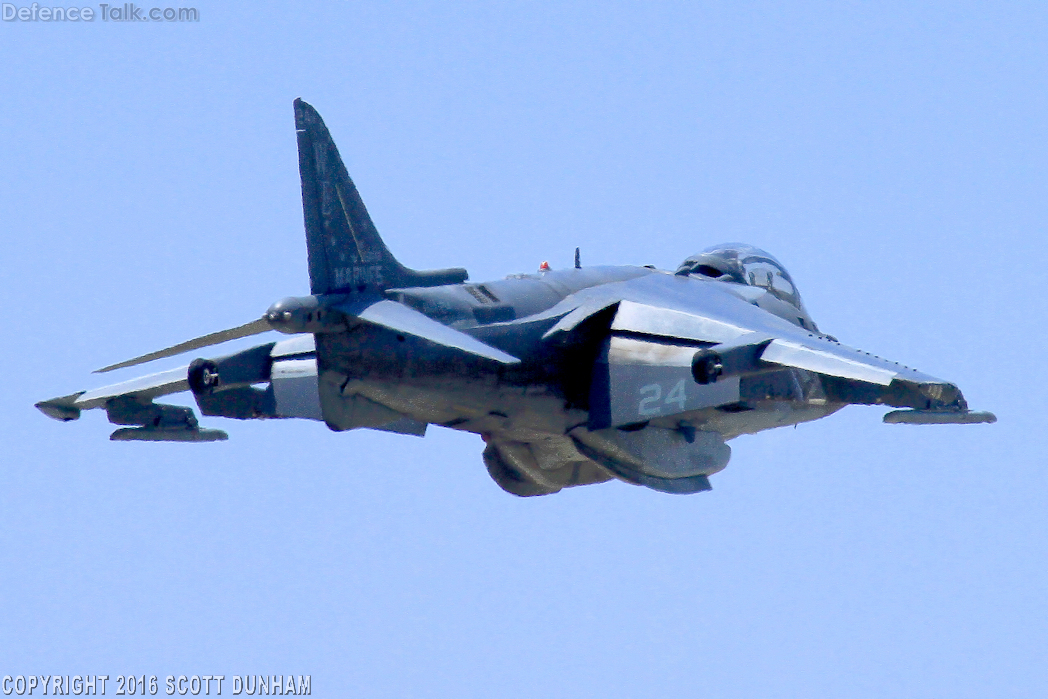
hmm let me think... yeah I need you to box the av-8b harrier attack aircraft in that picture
[36,99,995,496]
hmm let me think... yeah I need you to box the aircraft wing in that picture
[540,272,994,426]
[36,335,434,441]
[36,366,191,420]
[34,366,229,442]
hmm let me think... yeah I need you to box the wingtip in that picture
[94,358,138,374]
[35,394,84,421]
[94,357,134,373]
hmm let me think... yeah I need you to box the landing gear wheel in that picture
[188,359,221,396]
[691,350,724,385]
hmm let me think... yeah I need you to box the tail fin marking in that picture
[294,99,467,294]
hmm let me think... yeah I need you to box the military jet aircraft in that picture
[36,99,995,497]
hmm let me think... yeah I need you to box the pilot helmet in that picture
[677,243,804,311]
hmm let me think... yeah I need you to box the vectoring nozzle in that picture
[691,338,774,385]
[691,349,724,385]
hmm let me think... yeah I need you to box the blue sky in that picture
[1,2,1045,697]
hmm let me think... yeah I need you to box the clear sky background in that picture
[1,2,1045,697]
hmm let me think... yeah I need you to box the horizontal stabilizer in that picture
[345,299,520,364]
[95,319,271,374]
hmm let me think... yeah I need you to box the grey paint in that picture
[35,99,996,496]
[271,358,323,421]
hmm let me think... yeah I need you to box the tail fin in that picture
[294,99,468,294]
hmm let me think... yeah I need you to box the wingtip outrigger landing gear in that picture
[36,390,229,442]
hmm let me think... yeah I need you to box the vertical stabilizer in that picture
[293,99,467,294]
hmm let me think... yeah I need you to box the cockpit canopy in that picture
[677,243,811,319]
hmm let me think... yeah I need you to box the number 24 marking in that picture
[638,379,686,416]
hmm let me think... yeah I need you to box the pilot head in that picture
[677,243,808,316]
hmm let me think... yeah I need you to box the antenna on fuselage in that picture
[574,247,581,269]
